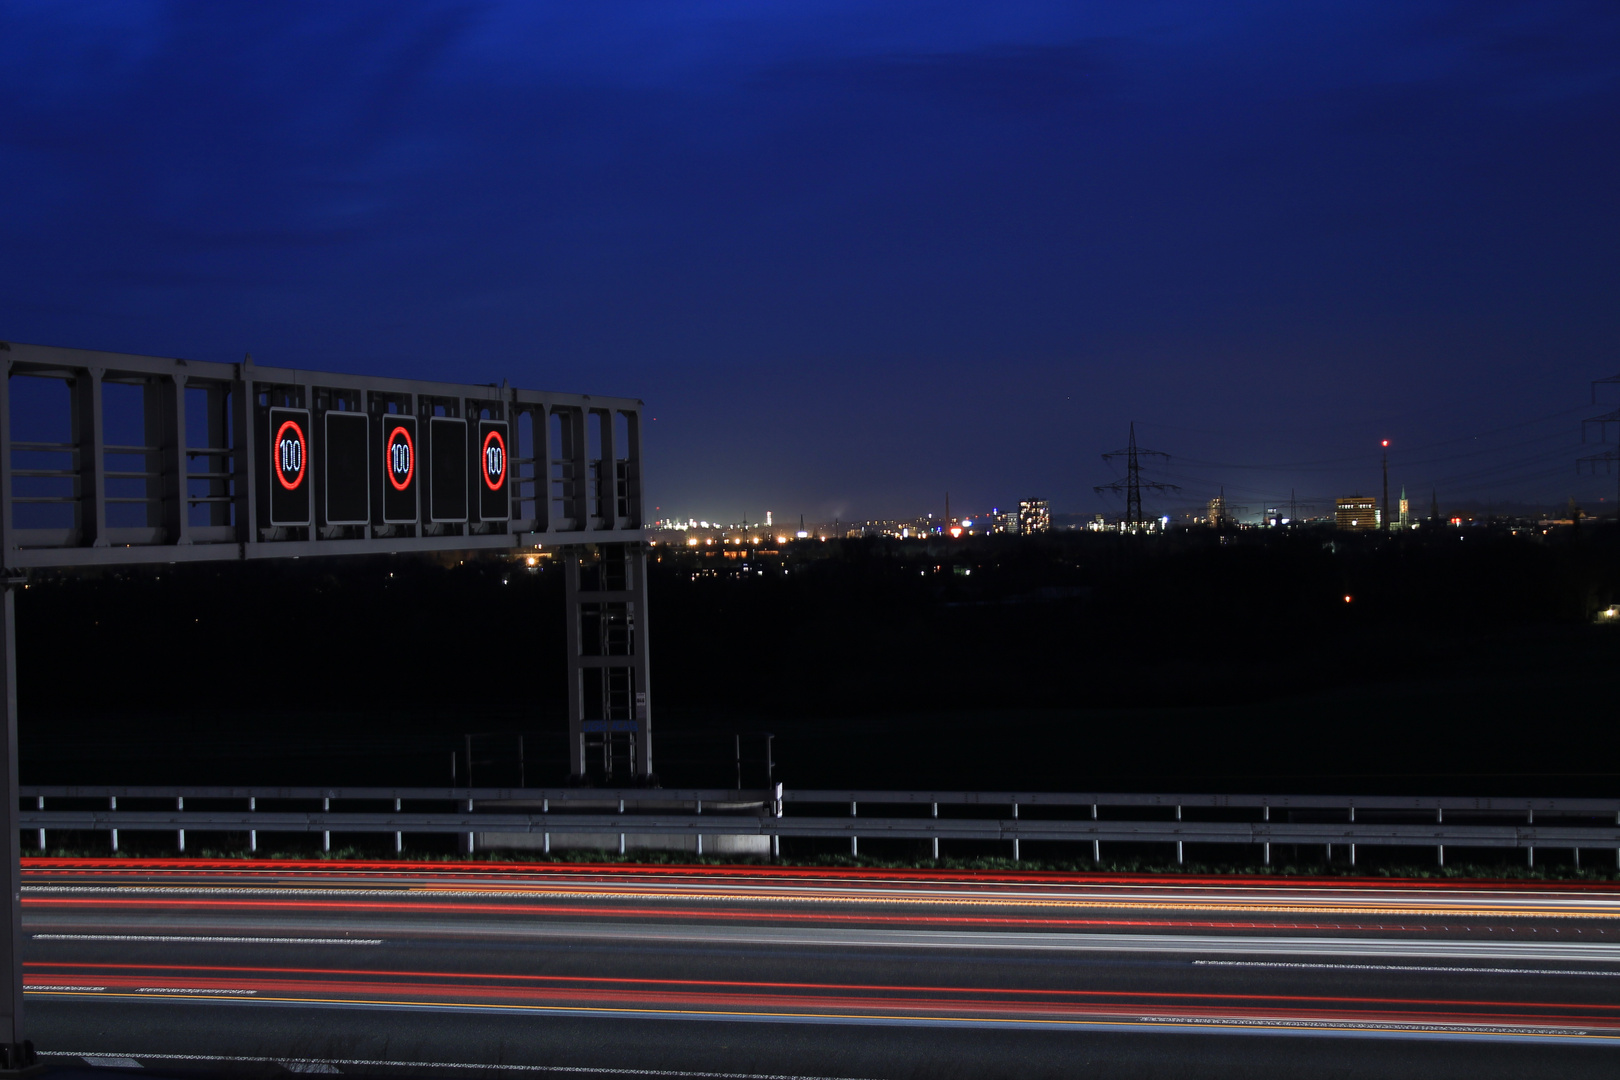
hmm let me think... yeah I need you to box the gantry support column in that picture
[565,542,653,785]
[0,585,35,1072]
[628,542,653,779]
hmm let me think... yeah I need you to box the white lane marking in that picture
[349,919,1620,964]
[135,988,256,995]
[37,1051,881,1079]
[81,1056,143,1068]
[39,919,1620,965]
[1136,1015,1587,1037]
[33,935,381,945]
[1196,960,1620,977]
[31,986,107,991]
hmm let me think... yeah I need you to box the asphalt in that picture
[16,859,1620,1079]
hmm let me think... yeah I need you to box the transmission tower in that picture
[1281,489,1317,523]
[1581,372,1620,517]
[1095,421,1179,526]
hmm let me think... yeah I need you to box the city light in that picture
[1343,595,1353,603]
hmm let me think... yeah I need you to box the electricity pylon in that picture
[1581,372,1620,518]
[1096,421,1179,526]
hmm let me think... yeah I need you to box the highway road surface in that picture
[17,858,1620,1078]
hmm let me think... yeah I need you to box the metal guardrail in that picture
[786,790,1620,813]
[17,785,1620,867]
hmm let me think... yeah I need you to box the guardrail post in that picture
[1348,806,1355,867]
[931,802,939,861]
[393,798,402,854]
[542,797,549,856]
[618,798,625,856]
[772,782,782,859]
[1527,809,1534,868]
[35,797,43,852]
[1262,805,1270,866]
[249,797,256,853]
[1012,802,1019,862]
[1175,804,1183,865]
[850,801,857,857]
[1092,803,1100,863]
[1436,807,1444,867]
[109,796,118,854]
[177,796,185,853]
[694,798,701,857]
[468,797,476,856]
[322,797,331,852]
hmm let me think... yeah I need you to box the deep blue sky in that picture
[3,2,1618,523]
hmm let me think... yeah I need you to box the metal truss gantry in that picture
[0,339,656,1066]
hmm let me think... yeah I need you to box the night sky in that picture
[3,2,1617,523]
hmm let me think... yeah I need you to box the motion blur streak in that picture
[18,861,1620,1077]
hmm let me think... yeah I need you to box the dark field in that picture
[19,525,1620,795]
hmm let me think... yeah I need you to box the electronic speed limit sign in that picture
[477,419,510,521]
[267,406,312,526]
[380,416,418,523]
[427,416,468,523]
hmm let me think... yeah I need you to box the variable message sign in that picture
[428,416,468,523]
[478,419,510,522]
[380,415,418,524]
[323,411,370,525]
[267,407,312,526]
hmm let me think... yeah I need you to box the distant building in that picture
[1397,486,1410,528]
[1018,499,1050,534]
[1336,496,1379,531]
[1206,494,1229,527]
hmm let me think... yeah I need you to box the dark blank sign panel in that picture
[428,416,468,523]
[267,406,312,526]
[477,419,510,521]
[324,412,370,524]
[380,415,419,524]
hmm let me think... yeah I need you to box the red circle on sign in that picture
[274,420,306,490]
[482,429,507,491]
[386,425,415,491]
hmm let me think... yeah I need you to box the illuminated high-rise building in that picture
[1336,496,1378,530]
[1018,499,1050,534]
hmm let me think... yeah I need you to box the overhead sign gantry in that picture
[0,339,655,1069]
